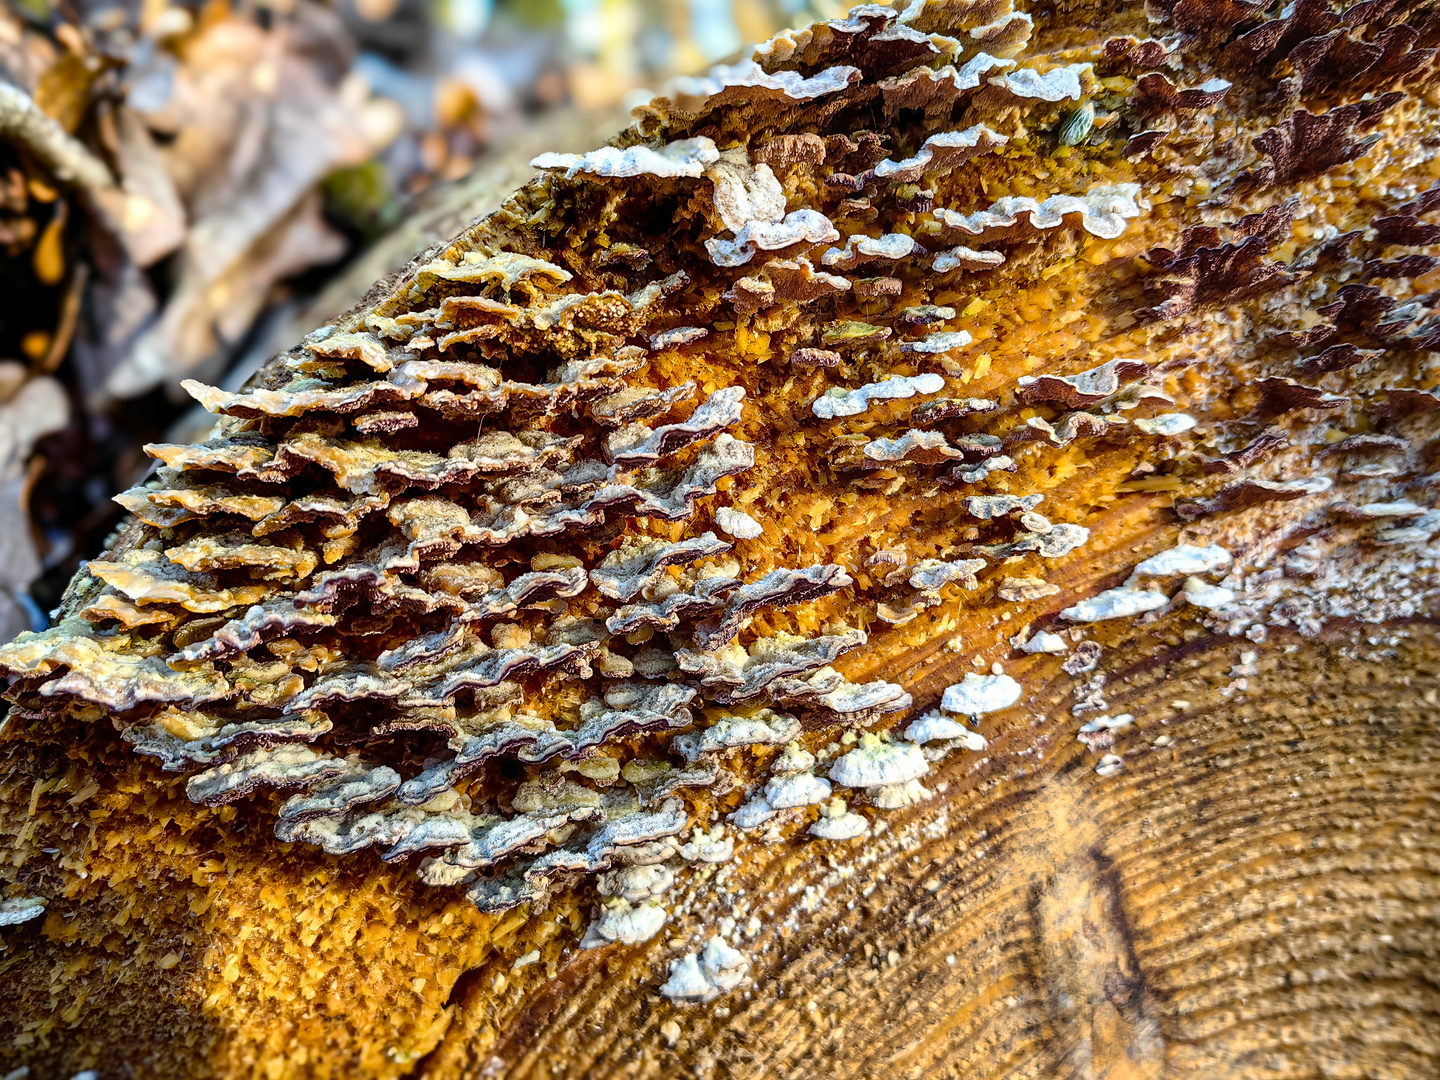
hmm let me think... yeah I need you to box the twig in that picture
[39,262,88,374]
[0,81,113,190]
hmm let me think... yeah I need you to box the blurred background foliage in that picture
[0,0,837,647]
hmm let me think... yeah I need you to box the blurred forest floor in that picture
[0,0,832,649]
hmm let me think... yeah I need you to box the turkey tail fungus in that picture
[4,1,1440,1077]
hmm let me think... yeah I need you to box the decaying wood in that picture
[2,0,1440,1076]
[465,621,1440,1080]
[2,618,1436,1078]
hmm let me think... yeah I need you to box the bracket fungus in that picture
[829,733,927,789]
[808,797,871,841]
[939,673,1023,717]
[902,712,987,751]
[1060,587,1169,623]
[659,936,751,1004]
[0,896,46,927]
[811,373,946,418]
[6,0,1440,1075]
[1131,544,1233,578]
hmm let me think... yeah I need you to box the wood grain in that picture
[424,618,1440,1080]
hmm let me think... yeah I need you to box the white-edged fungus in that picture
[811,373,946,419]
[671,709,801,761]
[987,62,1091,102]
[770,742,816,775]
[598,863,675,903]
[933,245,1006,272]
[0,895,46,926]
[1376,509,1440,545]
[660,953,712,1001]
[1134,413,1198,435]
[908,558,985,591]
[1079,713,1135,735]
[1095,754,1125,777]
[1060,587,1168,623]
[808,797,869,840]
[186,745,348,806]
[729,794,778,830]
[660,936,750,1003]
[956,49,1017,80]
[821,232,924,268]
[933,183,1143,241]
[877,54,1015,109]
[963,493,1043,520]
[940,672,1022,717]
[704,149,787,232]
[591,533,732,603]
[1183,577,1236,610]
[997,575,1059,602]
[1016,359,1151,410]
[649,326,709,350]
[664,60,860,104]
[807,677,912,721]
[870,778,934,808]
[902,711,987,750]
[1133,544,1232,577]
[532,137,720,179]
[863,430,962,465]
[1019,630,1069,655]
[829,733,929,788]
[1345,500,1427,518]
[764,771,832,809]
[700,936,750,993]
[278,763,401,821]
[714,506,764,539]
[900,331,974,354]
[579,898,669,948]
[706,210,840,267]
[679,825,733,864]
[872,124,1008,181]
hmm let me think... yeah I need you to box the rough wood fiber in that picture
[462,623,1440,1080]
[472,633,1440,1080]
[3,620,1437,1078]
[2,0,1440,1076]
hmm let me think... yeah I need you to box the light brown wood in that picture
[430,619,1440,1080]
[4,616,1435,1078]
[3,2,1440,1077]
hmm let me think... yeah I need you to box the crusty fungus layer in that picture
[3,0,1440,1075]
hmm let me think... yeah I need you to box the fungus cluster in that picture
[5,0,1440,1004]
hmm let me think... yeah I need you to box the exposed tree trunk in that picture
[3,2,1440,1078]
[3,618,1436,1078]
